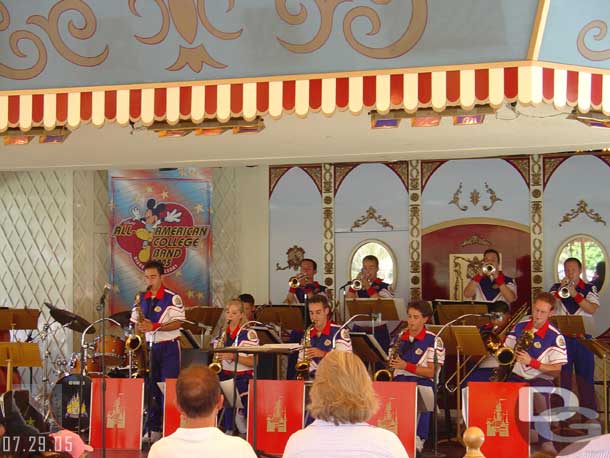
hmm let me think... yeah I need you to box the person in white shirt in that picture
[284,350,409,458]
[148,364,256,458]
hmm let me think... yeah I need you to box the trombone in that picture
[444,303,529,393]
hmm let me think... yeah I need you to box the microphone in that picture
[339,280,353,290]
[97,284,112,309]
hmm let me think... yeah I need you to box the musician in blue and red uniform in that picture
[131,260,185,444]
[296,294,352,379]
[463,248,517,304]
[284,258,327,305]
[391,300,445,454]
[284,259,327,379]
[215,298,259,434]
[549,257,600,411]
[346,254,393,360]
[505,292,568,455]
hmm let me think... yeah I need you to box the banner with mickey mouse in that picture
[109,169,212,311]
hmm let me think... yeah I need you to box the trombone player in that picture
[463,248,517,304]
[549,257,600,413]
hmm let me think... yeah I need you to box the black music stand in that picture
[434,302,489,327]
[346,298,400,321]
[211,344,300,457]
[349,331,387,372]
[256,306,305,332]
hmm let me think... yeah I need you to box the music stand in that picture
[211,344,300,457]
[580,339,610,434]
[449,325,485,440]
[435,303,489,327]
[550,315,586,337]
[346,298,399,321]
[349,331,387,372]
[184,307,223,347]
[256,306,305,332]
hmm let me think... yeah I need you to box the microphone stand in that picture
[423,313,484,458]
[78,317,120,454]
[332,314,371,349]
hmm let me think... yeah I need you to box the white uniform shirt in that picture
[148,427,256,458]
[283,420,409,458]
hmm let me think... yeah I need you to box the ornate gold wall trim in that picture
[530,154,544,301]
[408,160,422,301]
[422,218,530,235]
[559,200,607,227]
[322,164,336,301]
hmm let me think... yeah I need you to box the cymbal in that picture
[109,310,132,328]
[45,302,95,334]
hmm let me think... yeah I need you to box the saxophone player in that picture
[391,300,445,454]
[295,294,352,379]
[131,260,185,444]
[214,299,259,435]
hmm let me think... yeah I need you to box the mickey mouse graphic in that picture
[130,198,182,262]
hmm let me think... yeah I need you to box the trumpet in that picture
[289,274,308,289]
[558,278,573,299]
[482,263,496,276]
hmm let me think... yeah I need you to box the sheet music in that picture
[260,343,302,351]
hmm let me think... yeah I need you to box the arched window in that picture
[349,240,397,289]
[555,235,606,291]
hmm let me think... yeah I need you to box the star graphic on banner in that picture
[187,290,194,299]
[133,192,142,204]
[146,186,153,193]
[161,190,169,199]
[26,417,36,426]
[196,292,204,300]
[175,271,182,277]
[194,204,204,214]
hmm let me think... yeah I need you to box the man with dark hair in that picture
[463,248,517,303]
[346,255,393,299]
[284,258,327,305]
[131,259,185,443]
[296,294,352,379]
[148,365,256,457]
[549,257,600,412]
[391,300,444,453]
[238,293,256,321]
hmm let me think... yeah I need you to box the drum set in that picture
[43,304,144,433]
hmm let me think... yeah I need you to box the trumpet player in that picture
[284,258,327,305]
[346,255,393,299]
[214,299,259,434]
[296,294,352,379]
[130,260,185,444]
[549,257,600,412]
[391,301,445,454]
[463,248,517,303]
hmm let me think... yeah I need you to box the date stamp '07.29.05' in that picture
[0,434,73,454]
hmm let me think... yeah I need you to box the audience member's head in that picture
[308,351,378,425]
[176,365,222,419]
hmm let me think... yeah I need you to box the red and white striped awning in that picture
[2,65,609,132]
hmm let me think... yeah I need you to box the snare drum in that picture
[68,353,101,376]
[94,335,126,367]
[49,374,92,433]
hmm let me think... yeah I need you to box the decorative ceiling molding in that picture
[299,165,322,195]
[421,160,446,191]
[460,234,492,247]
[543,154,571,189]
[384,162,409,193]
[269,165,322,197]
[334,163,358,195]
[269,166,292,197]
[503,157,530,187]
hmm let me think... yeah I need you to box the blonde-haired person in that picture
[216,299,259,434]
[283,351,409,458]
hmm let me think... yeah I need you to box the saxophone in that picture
[490,328,535,382]
[209,330,227,374]
[373,328,406,381]
[295,324,315,380]
[125,291,148,377]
